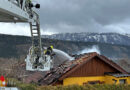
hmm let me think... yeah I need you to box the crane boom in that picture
[0,0,29,22]
[0,0,53,71]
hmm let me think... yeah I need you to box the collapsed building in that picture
[38,52,130,85]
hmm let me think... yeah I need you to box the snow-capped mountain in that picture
[42,33,130,46]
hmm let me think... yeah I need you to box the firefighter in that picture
[20,0,23,8]
[25,0,33,18]
[44,45,54,55]
[26,0,33,9]
[33,46,41,68]
[34,56,40,68]
[34,46,39,54]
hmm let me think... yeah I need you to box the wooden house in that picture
[39,52,130,85]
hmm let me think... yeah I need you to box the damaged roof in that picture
[39,52,128,85]
[24,72,45,84]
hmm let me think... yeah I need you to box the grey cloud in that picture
[35,0,130,34]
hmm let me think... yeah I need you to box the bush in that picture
[17,83,37,90]
[37,84,130,90]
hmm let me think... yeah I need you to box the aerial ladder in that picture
[0,0,53,71]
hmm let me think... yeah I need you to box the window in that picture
[88,81,99,84]
[83,81,105,85]
[119,79,126,84]
[87,81,101,85]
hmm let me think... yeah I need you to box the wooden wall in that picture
[69,56,120,77]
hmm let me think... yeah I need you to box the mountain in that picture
[0,34,130,78]
[42,33,130,46]
[115,59,130,72]
[0,34,130,60]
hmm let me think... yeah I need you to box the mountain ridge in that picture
[0,34,130,60]
[42,32,130,46]
[0,34,129,76]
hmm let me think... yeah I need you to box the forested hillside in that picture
[0,34,130,79]
[0,34,130,60]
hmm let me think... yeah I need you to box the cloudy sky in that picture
[1,0,130,36]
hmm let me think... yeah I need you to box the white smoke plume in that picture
[53,49,74,60]
[78,45,101,54]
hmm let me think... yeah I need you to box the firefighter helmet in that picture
[50,45,53,49]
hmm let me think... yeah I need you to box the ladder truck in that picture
[0,0,53,71]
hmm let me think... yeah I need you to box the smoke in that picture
[78,45,101,54]
[53,49,74,60]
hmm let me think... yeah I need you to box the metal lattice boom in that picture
[0,0,53,71]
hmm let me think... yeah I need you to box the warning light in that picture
[0,76,7,87]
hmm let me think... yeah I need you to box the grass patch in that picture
[17,83,37,90]
[6,80,130,90]
[37,84,130,90]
